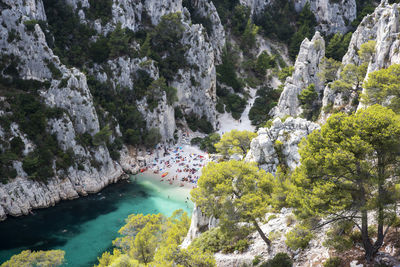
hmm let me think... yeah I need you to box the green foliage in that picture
[289,105,400,259]
[252,255,262,266]
[231,5,251,36]
[323,257,342,267]
[325,32,353,61]
[288,3,317,60]
[318,57,342,83]
[351,2,376,28]
[182,0,213,35]
[93,125,112,146]
[358,40,376,63]
[362,64,400,112]
[255,1,296,42]
[86,0,113,25]
[146,77,177,110]
[216,86,247,119]
[87,76,147,146]
[331,63,367,95]
[216,44,244,92]
[214,130,257,158]
[190,133,220,153]
[144,128,162,148]
[278,66,295,83]
[284,225,313,250]
[249,87,282,126]
[260,253,293,267]
[185,113,214,134]
[323,221,355,252]
[23,20,39,32]
[0,250,65,267]
[10,137,24,157]
[108,23,130,58]
[210,0,240,25]
[191,226,252,254]
[192,160,275,248]
[255,51,275,77]
[96,210,215,266]
[298,84,319,121]
[241,19,259,50]
[148,12,188,82]
[45,59,62,79]
[43,0,96,67]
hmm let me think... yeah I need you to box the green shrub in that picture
[86,0,113,25]
[23,20,39,32]
[190,228,226,253]
[298,84,319,121]
[249,87,281,126]
[185,113,213,134]
[252,255,262,266]
[190,133,220,153]
[93,125,112,146]
[323,257,342,267]
[260,253,292,267]
[190,226,252,254]
[323,221,355,252]
[144,128,162,148]
[254,51,275,76]
[285,225,313,250]
[278,66,294,83]
[10,137,24,157]
[325,32,353,61]
[216,43,243,92]
[45,59,62,79]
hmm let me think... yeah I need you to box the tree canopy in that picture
[1,250,65,267]
[192,160,275,248]
[288,105,400,260]
[96,210,215,267]
[214,130,257,159]
[362,64,400,112]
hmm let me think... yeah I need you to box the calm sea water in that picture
[0,175,193,267]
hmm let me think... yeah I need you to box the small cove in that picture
[0,175,193,267]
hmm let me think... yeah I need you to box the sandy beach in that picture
[138,144,210,189]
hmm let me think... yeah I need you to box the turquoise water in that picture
[0,175,193,267]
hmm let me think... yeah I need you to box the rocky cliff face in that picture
[241,0,356,34]
[271,31,325,119]
[0,0,124,220]
[0,0,224,220]
[293,0,356,34]
[245,117,320,174]
[321,1,400,120]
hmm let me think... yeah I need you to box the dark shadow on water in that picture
[0,179,148,255]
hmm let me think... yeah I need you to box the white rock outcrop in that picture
[293,0,356,34]
[0,0,124,220]
[271,32,325,119]
[214,208,330,267]
[245,117,320,174]
[241,0,356,34]
[188,0,226,62]
[321,1,400,119]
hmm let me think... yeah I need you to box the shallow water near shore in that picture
[0,175,193,267]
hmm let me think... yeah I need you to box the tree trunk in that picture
[373,157,386,254]
[253,220,271,248]
[361,209,374,262]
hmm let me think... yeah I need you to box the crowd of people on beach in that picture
[140,145,209,187]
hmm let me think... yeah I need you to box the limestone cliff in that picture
[245,117,320,174]
[321,1,400,120]
[0,0,223,220]
[241,0,356,34]
[271,31,325,119]
[0,0,123,220]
